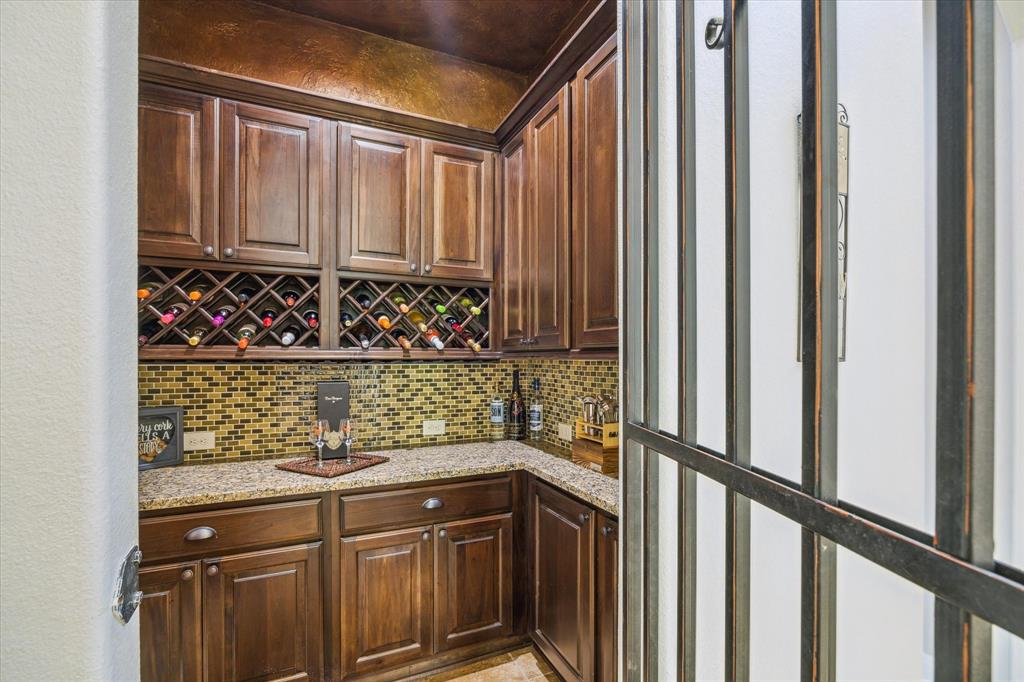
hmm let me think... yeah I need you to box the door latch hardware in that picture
[111,545,143,625]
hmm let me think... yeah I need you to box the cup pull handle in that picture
[184,526,217,542]
[421,497,444,510]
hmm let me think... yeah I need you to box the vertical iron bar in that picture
[676,0,698,679]
[934,1,995,680]
[724,0,751,680]
[799,1,838,681]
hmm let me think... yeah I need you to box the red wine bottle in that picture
[160,305,184,324]
[302,309,319,328]
[443,316,464,333]
[236,287,257,305]
[137,321,161,347]
[211,305,236,327]
[281,290,300,307]
[355,293,373,310]
[260,308,278,328]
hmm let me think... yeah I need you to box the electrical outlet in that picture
[557,423,574,441]
[184,431,215,451]
[422,419,446,436]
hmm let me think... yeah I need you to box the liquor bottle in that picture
[236,287,257,305]
[459,296,482,316]
[408,310,428,333]
[459,330,482,353]
[390,293,410,313]
[236,324,257,350]
[390,330,413,350]
[137,320,161,347]
[259,307,278,328]
[340,310,355,327]
[374,311,392,329]
[302,309,319,328]
[428,298,447,314]
[186,327,208,347]
[160,305,184,324]
[355,326,372,349]
[137,281,162,300]
[281,289,301,307]
[507,370,526,440]
[489,384,506,441]
[210,305,237,327]
[528,378,543,441]
[424,328,445,350]
[355,292,373,310]
[280,325,302,346]
[185,283,208,302]
[443,316,464,333]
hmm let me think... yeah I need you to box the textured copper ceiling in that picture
[254,0,597,76]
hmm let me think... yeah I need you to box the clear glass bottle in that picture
[528,378,543,441]
[489,384,506,441]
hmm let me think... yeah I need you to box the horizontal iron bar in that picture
[624,423,1024,637]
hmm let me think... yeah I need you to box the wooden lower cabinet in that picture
[595,515,618,682]
[140,561,202,682]
[339,526,434,677]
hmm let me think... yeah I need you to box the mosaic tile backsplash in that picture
[138,359,618,463]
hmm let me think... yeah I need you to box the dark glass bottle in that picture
[260,307,278,328]
[390,330,413,350]
[443,316,464,333]
[236,287,257,305]
[340,310,355,327]
[137,320,161,347]
[281,289,301,307]
[301,309,319,328]
[428,298,448,314]
[280,325,302,346]
[507,370,526,440]
[355,325,371,349]
[355,293,373,310]
[211,305,236,327]
[160,305,184,325]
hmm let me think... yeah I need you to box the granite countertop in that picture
[139,441,619,516]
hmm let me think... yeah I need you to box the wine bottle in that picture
[211,305,237,327]
[407,310,428,333]
[355,292,373,310]
[186,327,208,347]
[302,309,319,328]
[281,290,300,307]
[185,283,208,302]
[137,320,161,347]
[137,281,162,300]
[260,307,278,328]
[160,305,184,324]
[390,293,410,313]
[280,325,302,346]
[428,298,447,314]
[443,316,464,333]
[237,287,257,305]
[459,330,482,353]
[374,311,392,329]
[340,310,355,327]
[459,296,482,316]
[424,328,445,350]
[390,330,413,350]
[355,326,371,349]
[507,370,526,440]
[236,324,257,350]
[528,378,543,440]
[489,384,506,441]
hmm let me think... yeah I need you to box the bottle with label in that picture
[528,378,543,441]
[302,309,319,328]
[137,320,161,347]
[408,310,428,332]
[489,385,506,441]
[236,324,258,350]
[281,289,301,307]
[507,370,526,440]
[211,305,236,327]
[280,325,302,346]
[186,327,208,347]
[424,328,445,350]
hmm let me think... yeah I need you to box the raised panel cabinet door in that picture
[532,482,594,682]
[434,513,514,652]
[221,101,323,266]
[595,515,618,682]
[203,543,323,682]
[499,134,530,349]
[138,84,217,259]
[139,562,202,682]
[421,141,495,280]
[572,36,619,348]
[527,85,571,350]
[340,526,434,677]
[338,125,421,275]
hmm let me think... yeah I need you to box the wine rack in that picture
[138,265,321,358]
[338,279,490,353]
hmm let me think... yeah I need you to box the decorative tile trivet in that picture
[276,454,389,478]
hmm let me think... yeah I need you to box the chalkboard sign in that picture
[138,406,183,470]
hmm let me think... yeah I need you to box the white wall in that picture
[0,2,140,680]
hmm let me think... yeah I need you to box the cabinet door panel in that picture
[138,84,217,259]
[422,142,494,280]
[338,125,420,275]
[499,135,529,349]
[572,37,619,348]
[532,482,593,682]
[595,515,618,682]
[222,101,322,266]
[527,86,571,349]
[204,543,323,682]
[340,526,433,676]
[140,562,202,682]
[435,513,513,652]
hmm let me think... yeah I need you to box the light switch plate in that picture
[557,423,574,441]
[184,431,215,451]
[422,419,446,436]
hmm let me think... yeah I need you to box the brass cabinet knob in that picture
[181,568,194,581]
[206,565,219,576]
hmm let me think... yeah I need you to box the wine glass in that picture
[339,418,354,465]
[309,418,329,468]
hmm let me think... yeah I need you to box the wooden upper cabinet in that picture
[527,85,571,350]
[338,125,421,275]
[531,482,594,682]
[572,37,619,348]
[499,134,529,349]
[340,526,433,677]
[434,513,514,652]
[203,543,323,682]
[138,84,217,260]
[422,142,495,280]
[139,561,202,682]
[221,101,323,267]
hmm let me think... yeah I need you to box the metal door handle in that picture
[422,497,444,510]
[601,526,615,537]
[705,17,725,50]
[184,526,217,542]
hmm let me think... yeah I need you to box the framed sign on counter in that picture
[138,406,183,470]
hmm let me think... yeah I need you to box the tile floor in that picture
[422,646,561,681]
